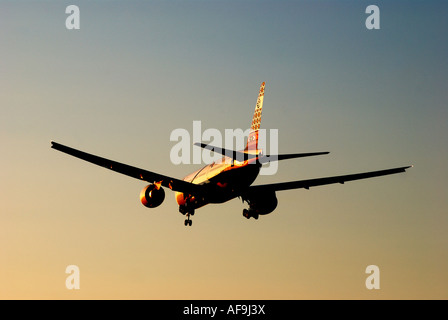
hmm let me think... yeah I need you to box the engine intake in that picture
[140,184,165,208]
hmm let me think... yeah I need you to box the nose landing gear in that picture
[179,205,194,227]
[184,215,193,226]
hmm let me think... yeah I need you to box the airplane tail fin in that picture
[194,82,330,163]
[245,81,265,152]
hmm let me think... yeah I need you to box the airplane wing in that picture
[247,166,412,192]
[51,142,204,195]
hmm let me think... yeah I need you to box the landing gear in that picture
[184,217,192,226]
[180,205,194,227]
[184,212,193,226]
[242,209,258,220]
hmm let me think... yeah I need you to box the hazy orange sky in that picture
[1,0,447,299]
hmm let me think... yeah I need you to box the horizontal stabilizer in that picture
[195,143,329,163]
[194,143,258,161]
[259,152,330,163]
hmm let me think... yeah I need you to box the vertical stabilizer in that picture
[245,82,265,152]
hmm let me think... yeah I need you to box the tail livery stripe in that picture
[246,82,265,152]
[250,82,265,132]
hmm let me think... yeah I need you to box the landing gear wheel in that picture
[184,212,193,227]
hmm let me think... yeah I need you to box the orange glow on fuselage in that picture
[175,152,261,208]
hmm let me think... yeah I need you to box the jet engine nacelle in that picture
[247,191,278,216]
[140,184,165,208]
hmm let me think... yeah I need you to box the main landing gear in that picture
[242,209,259,220]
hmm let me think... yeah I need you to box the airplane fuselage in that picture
[175,156,260,210]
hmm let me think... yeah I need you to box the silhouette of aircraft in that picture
[52,82,411,226]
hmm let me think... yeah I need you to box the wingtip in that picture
[51,141,62,150]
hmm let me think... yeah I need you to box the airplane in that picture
[51,82,412,226]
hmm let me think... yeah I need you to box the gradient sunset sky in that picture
[1,0,447,299]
